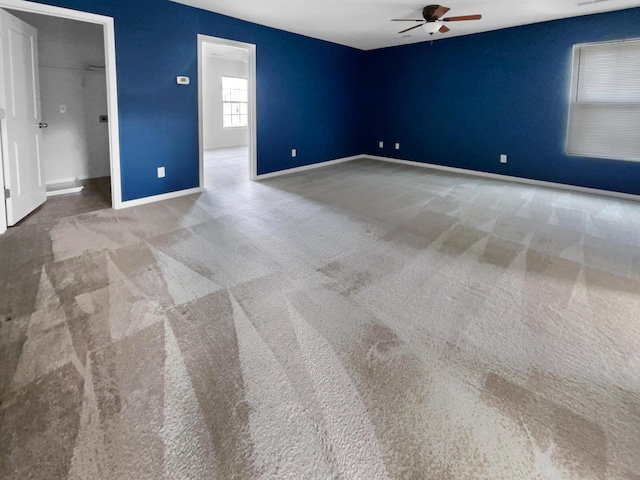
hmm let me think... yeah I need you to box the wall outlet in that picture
[59,105,66,114]
[176,76,190,85]
[157,166,165,178]
[500,154,508,164]
[292,148,297,158]
[395,143,400,150]
[379,141,384,148]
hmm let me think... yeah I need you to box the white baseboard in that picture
[204,144,248,151]
[365,155,640,202]
[255,154,365,180]
[106,153,640,212]
[46,178,83,197]
[46,173,111,186]
[46,186,84,197]
[117,187,203,209]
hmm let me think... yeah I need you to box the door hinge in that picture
[4,188,10,199]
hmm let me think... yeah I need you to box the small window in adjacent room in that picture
[566,38,640,162]
[222,76,248,128]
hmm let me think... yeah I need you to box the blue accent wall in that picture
[363,8,640,196]
[26,1,640,199]
[31,0,365,200]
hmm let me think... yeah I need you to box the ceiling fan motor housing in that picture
[423,5,443,22]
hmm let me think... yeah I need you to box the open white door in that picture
[0,9,45,226]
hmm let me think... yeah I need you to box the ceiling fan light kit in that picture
[422,21,442,34]
[392,4,482,36]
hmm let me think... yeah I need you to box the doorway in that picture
[7,10,110,196]
[0,0,120,235]
[197,35,257,189]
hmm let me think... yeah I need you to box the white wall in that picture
[10,11,109,184]
[202,55,249,149]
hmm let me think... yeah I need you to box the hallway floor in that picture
[204,146,249,190]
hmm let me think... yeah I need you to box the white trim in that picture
[0,0,122,234]
[102,18,122,209]
[46,186,83,197]
[119,187,203,209]
[367,155,640,202]
[255,155,365,180]
[198,35,257,188]
[0,0,110,22]
[0,193,5,233]
[46,172,112,185]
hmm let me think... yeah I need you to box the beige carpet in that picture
[1,155,639,479]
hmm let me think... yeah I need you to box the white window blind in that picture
[566,38,640,162]
[222,76,248,128]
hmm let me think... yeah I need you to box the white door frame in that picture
[0,0,121,235]
[197,34,257,186]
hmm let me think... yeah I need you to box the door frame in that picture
[0,0,121,235]
[197,34,257,186]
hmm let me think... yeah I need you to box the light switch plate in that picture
[157,167,165,178]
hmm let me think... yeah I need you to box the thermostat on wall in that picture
[176,76,190,85]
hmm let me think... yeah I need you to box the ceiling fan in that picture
[392,5,482,35]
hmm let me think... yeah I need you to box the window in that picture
[566,38,640,162]
[222,76,248,128]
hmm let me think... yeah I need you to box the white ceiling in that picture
[173,0,640,50]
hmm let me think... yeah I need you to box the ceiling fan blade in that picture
[391,19,424,22]
[442,14,482,22]
[439,25,450,33]
[433,6,451,19]
[398,23,425,34]
[423,5,450,20]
